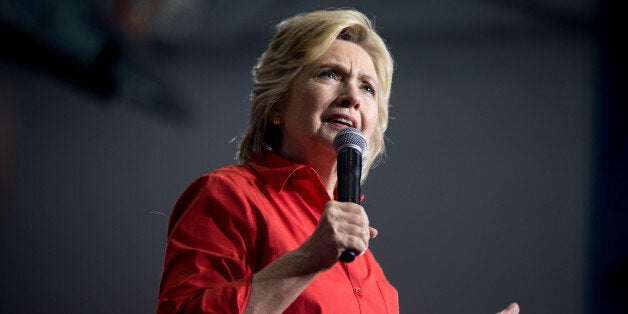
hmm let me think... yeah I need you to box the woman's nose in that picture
[336,83,361,109]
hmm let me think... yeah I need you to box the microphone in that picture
[333,127,367,263]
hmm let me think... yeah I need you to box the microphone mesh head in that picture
[333,127,367,154]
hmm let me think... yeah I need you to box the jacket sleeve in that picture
[157,173,259,313]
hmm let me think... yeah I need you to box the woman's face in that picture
[278,39,379,165]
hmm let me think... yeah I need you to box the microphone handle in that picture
[336,148,362,263]
[339,249,358,262]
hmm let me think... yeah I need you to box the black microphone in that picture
[333,127,367,263]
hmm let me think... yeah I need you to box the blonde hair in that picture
[238,9,394,180]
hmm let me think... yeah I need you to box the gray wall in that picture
[1,1,594,313]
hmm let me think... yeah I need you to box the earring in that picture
[272,116,281,126]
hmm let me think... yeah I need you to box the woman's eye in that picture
[362,84,376,96]
[318,70,338,80]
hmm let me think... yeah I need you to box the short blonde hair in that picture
[238,9,394,180]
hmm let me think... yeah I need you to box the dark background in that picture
[1,0,625,313]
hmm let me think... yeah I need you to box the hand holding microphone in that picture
[333,127,371,263]
[296,127,376,269]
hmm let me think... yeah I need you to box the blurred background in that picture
[1,0,625,313]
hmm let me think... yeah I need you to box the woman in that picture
[158,9,395,313]
[157,9,519,314]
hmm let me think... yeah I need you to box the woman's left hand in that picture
[496,302,519,314]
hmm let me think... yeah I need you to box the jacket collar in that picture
[246,152,311,193]
[246,152,365,202]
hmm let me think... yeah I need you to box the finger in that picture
[341,212,369,230]
[338,223,370,248]
[336,204,375,239]
[340,224,371,243]
[369,226,378,238]
[327,201,371,227]
[336,201,365,214]
[507,302,519,314]
[496,302,519,314]
[342,233,369,254]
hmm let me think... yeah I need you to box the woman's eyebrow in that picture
[360,73,378,85]
[314,62,378,83]
[313,61,347,71]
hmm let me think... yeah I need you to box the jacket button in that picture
[354,287,363,297]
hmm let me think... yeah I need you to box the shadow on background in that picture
[591,1,628,313]
[0,0,187,121]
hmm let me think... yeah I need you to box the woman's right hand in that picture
[296,200,378,272]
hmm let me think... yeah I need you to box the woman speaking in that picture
[157,9,518,314]
[158,9,396,313]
